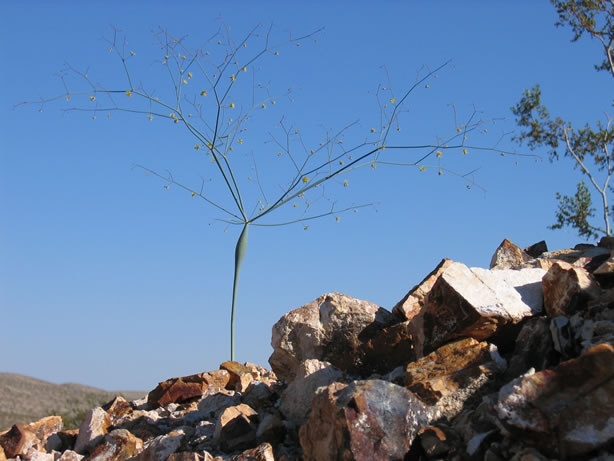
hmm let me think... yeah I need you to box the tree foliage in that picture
[511,0,614,240]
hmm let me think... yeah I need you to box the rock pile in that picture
[2,238,614,460]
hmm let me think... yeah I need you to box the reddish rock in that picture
[392,258,453,321]
[112,412,163,442]
[496,343,614,458]
[229,442,274,461]
[74,407,111,454]
[87,429,143,461]
[214,404,259,452]
[220,362,254,392]
[269,292,397,381]
[416,262,545,355]
[542,261,600,317]
[404,338,504,418]
[299,380,431,461]
[279,359,343,425]
[147,370,231,408]
[490,239,532,269]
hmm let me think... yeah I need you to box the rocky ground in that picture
[1,237,614,460]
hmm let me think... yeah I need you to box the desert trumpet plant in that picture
[20,24,531,361]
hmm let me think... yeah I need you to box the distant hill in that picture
[0,372,145,431]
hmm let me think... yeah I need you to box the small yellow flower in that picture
[462,149,468,155]
[109,47,113,53]
[380,145,386,150]
[183,80,188,84]
[425,84,430,88]
[169,113,175,118]
[229,103,235,108]
[162,61,167,65]
[242,66,247,72]
[420,166,426,171]
[130,51,135,56]
[238,139,243,144]
[164,55,169,59]
[336,217,340,222]
[456,127,462,132]
[187,72,192,78]
[276,152,282,156]
[65,96,70,101]
[126,90,132,97]
[174,119,179,123]
[194,144,201,150]
[148,115,153,121]
[339,160,344,165]
[343,180,349,187]
[293,203,298,207]
[390,98,396,103]
[438,169,443,176]
[275,51,279,56]
[302,177,309,183]
[271,100,276,104]
[163,185,169,190]
[304,226,309,231]
[231,75,236,81]
[370,128,375,133]
[371,163,376,169]
[200,90,207,96]
[217,40,222,45]
[89,96,95,101]
[436,151,442,158]
[181,55,186,60]
[261,104,266,109]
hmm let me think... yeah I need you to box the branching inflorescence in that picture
[20,23,534,361]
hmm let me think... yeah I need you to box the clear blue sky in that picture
[1,1,611,391]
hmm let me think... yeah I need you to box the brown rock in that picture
[299,380,431,461]
[135,431,184,461]
[167,453,199,461]
[279,359,343,425]
[496,343,614,458]
[87,429,143,461]
[598,236,614,249]
[220,362,254,392]
[416,262,545,355]
[56,450,84,461]
[416,425,460,458]
[24,416,63,447]
[102,397,133,424]
[112,413,163,442]
[214,404,259,452]
[147,370,230,408]
[0,425,35,458]
[229,443,275,461]
[269,292,398,381]
[74,407,111,454]
[392,258,453,321]
[504,317,556,381]
[542,261,600,317]
[539,246,610,265]
[256,413,285,446]
[405,338,504,418]
[490,239,532,269]
[196,387,241,420]
[593,252,614,275]
[524,240,548,258]
[359,321,416,375]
